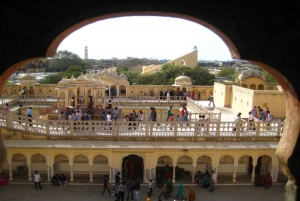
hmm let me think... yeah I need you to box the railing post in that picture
[216,120,221,137]
[115,120,119,137]
[46,120,50,136]
[174,122,178,138]
[236,122,241,137]
[256,122,260,136]
[149,121,153,137]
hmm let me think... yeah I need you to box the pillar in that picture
[251,163,257,182]
[192,165,196,182]
[70,163,74,182]
[172,165,176,183]
[8,162,13,181]
[232,165,237,183]
[89,164,93,182]
[28,162,32,181]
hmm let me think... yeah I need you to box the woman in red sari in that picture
[264,172,272,190]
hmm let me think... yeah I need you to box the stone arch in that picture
[258,84,264,90]
[176,155,193,181]
[73,154,90,182]
[196,155,212,173]
[0,7,299,195]
[217,154,235,183]
[156,155,173,181]
[53,154,69,173]
[122,154,144,181]
[236,155,253,182]
[11,153,28,180]
[250,84,256,90]
[31,153,47,174]
[119,85,126,96]
[255,154,272,175]
[92,154,109,182]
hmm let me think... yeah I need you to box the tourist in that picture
[208,92,215,107]
[191,91,195,100]
[108,99,113,110]
[65,107,70,120]
[58,111,64,129]
[258,109,266,122]
[155,174,163,188]
[133,179,140,201]
[166,106,172,121]
[248,111,254,130]
[125,179,134,201]
[180,106,185,120]
[233,112,242,131]
[197,91,201,100]
[51,174,60,186]
[101,175,113,197]
[166,177,173,194]
[60,174,67,186]
[194,170,203,186]
[138,110,143,126]
[209,170,217,192]
[17,104,22,124]
[158,184,168,200]
[112,106,120,121]
[148,179,153,196]
[33,171,42,190]
[169,114,174,130]
[251,106,257,118]
[187,186,196,201]
[112,172,121,193]
[203,170,211,179]
[116,180,126,201]
[202,175,210,189]
[26,107,33,126]
[3,103,9,114]
[128,113,136,130]
[166,91,170,101]
[174,180,184,200]
[264,172,272,190]
[183,107,189,126]
[266,111,274,130]
[107,111,112,130]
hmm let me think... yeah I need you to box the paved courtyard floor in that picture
[0,183,285,201]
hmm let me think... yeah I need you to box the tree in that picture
[48,50,85,72]
[217,67,236,77]
[263,71,278,83]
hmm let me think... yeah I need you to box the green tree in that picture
[48,50,85,72]
[217,67,235,77]
[263,71,278,83]
[118,66,129,73]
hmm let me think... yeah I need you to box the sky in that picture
[57,16,233,61]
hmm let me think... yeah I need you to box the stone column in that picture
[89,164,93,182]
[192,165,196,182]
[172,164,176,183]
[70,163,74,182]
[8,162,13,181]
[232,165,237,183]
[28,162,32,181]
[251,162,257,182]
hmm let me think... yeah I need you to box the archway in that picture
[156,155,173,183]
[250,84,256,90]
[73,154,89,182]
[122,154,144,182]
[92,154,109,183]
[31,153,47,180]
[255,155,272,175]
[119,85,126,96]
[196,155,212,173]
[11,153,27,181]
[54,154,69,178]
[236,155,253,183]
[176,155,193,182]
[217,155,234,183]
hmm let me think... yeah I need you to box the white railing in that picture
[0,113,284,138]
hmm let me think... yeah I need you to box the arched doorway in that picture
[255,155,272,175]
[54,154,69,179]
[237,155,253,182]
[122,154,143,182]
[156,155,173,183]
[12,153,27,181]
[73,154,89,182]
[196,155,212,173]
[217,155,234,183]
[31,153,47,181]
[93,154,109,182]
[119,85,126,96]
[176,155,193,182]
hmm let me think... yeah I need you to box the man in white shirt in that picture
[209,170,217,192]
[26,107,33,126]
[33,171,42,190]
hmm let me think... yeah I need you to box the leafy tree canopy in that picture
[48,50,85,72]
[217,67,235,77]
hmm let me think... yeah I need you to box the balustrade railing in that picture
[0,113,284,139]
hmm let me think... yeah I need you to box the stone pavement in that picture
[0,183,285,201]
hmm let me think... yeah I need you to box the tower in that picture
[84,46,88,60]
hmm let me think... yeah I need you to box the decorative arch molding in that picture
[73,153,90,163]
[53,152,70,165]
[176,153,194,161]
[91,152,110,161]
[30,152,47,164]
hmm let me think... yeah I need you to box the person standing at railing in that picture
[197,91,201,100]
[248,111,254,131]
[17,104,22,124]
[266,111,274,130]
[166,91,170,101]
[166,106,172,121]
[26,107,33,126]
[18,90,22,101]
[183,107,189,126]
[65,107,70,120]
[3,104,9,114]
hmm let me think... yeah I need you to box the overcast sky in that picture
[57,16,233,61]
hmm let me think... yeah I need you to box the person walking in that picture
[148,179,153,196]
[208,92,215,107]
[133,179,140,201]
[166,106,172,121]
[125,179,134,201]
[112,172,121,194]
[101,175,113,197]
[187,186,196,201]
[17,104,23,124]
[33,171,42,190]
[209,170,217,192]
[26,107,33,126]
[174,180,184,200]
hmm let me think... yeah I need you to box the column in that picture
[191,165,196,182]
[70,163,74,182]
[251,163,257,182]
[89,164,93,182]
[232,165,237,183]
[172,165,176,183]
[28,163,32,181]
[8,163,13,181]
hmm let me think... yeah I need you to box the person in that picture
[155,174,163,187]
[209,170,217,192]
[128,113,137,130]
[264,172,272,190]
[248,111,254,130]
[148,179,153,196]
[112,172,121,193]
[112,106,120,121]
[18,89,22,100]
[267,111,274,130]
[197,91,201,100]
[3,103,9,114]
[183,107,189,126]
[116,181,126,201]
[146,193,151,201]
[125,179,134,201]
[51,174,61,186]
[191,91,195,100]
[108,99,113,110]
[203,170,211,179]
[65,107,70,121]
[194,170,203,186]
[166,91,170,101]
[133,179,140,201]
[180,106,185,120]
[128,161,135,180]
[33,171,42,190]
[107,111,112,130]
[251,106,257,118]
[101,175,113,197]
[174,180,184,200]
[208,92,215,107]
[17,104,22,124]
[166,177,173,194]
[166,106,172,121]
[202,175,210,189]
[158,184,168,200]
[137,110,143,127]
[60,174,67,186]
[258,109,266,122]
[187,186,196,201]
[169,114,174,130]
[149,107,156,121]
[26,107,33,126]
[233,112,242,131]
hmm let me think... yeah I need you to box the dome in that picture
[58,77,67,86]
[66,75,76,85]
[237,69,266,83]
[172,73,192,86]
[119,73,128,80]
[76,73,87,82]
[19,73,36,81]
